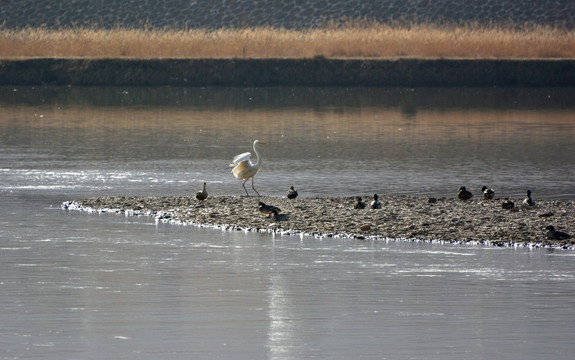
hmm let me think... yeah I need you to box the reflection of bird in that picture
[370,194,382,209]
[230,140,267,196]
[501,198,515,209]
[458,186,473,201]
[545,225,571,240]
[354,197,366,209]
[287,186,298,199]
[481,186,495,200]
[271,209,289,221]
[195,182,208,204]
[522,190,536,208]
[259,202,281,217]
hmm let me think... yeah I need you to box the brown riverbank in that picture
[62,195,575,249]
[2,58,575,87]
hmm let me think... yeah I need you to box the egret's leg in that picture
[242,179,250,196]
[251,177,261,196]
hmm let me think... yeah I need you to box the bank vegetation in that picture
[1,22,574,59]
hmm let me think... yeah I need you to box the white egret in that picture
[230,140,267,196]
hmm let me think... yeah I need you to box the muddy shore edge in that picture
[62,195,575,249]
[2,58,575,86]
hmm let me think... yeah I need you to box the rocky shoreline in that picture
[62,195,575,250]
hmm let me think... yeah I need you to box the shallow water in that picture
[1,86,575,359]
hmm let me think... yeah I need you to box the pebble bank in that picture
[63,195,575,250]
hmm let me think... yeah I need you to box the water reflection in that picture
[1,86,574,199]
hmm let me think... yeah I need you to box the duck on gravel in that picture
[258,202,281,217]
[370,194,382,209]
[458,186,473,201]
[195,182,208,204]
[522,190,536,209]
[481,186,495,200]
[545,225,571,240]
[354,197,367,209]
[287,186,298,199]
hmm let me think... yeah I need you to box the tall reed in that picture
[1,22,573,59]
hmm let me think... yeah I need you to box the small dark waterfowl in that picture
[545,225,571,240]
[501,198,515,209]
[287,186,298,199]
[370,194,382,209]
[481,186,495,200]
[195,182,208,204]
[271,209,289,222]
[354,197,367,209]
[522,190,536,208]
[259,202,281,217]
[457,186,473,201]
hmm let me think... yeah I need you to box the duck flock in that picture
[192,181,571,244]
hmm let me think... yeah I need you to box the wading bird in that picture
[230,140,267,196]
[195,182,208,204]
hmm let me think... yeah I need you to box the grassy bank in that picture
[1,22,574,59]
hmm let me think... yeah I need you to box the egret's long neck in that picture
[252,143,262,168]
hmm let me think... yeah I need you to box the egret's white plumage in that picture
[230,140,267,196]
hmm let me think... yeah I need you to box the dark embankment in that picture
[1,58,575,87]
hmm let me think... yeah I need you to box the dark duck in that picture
[545,225,571,240]
[457,186,473,201]
[287,186,298,199]
[258,202,281,217]
[195,182,208,204]
[354,197,367,209]
[370,194,382,209]
[481,186,495,200]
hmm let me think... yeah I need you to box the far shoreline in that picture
[1,58,575,87]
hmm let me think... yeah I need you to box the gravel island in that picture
[62,195,575,249]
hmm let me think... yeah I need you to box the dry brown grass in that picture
[1,22,574,59]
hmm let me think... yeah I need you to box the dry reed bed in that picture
[1,23,574,59]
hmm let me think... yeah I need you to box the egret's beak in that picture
[260,142,268,145]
